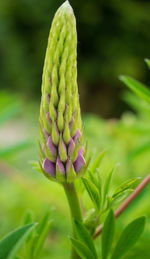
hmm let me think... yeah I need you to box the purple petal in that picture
[74,129,81,142]
[56,157,65,174]
[74,152,85,173]
[47,136,57,156]
[43,158,56,176]
[78,147,84,156]
[43,144,46,154]
[68,138,75,156]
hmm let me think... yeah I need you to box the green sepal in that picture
[63,121,71,144]
[70,111,78,137]
[58,91,65,112]
[57,111,64,132]
[49,101,57,122]
[43,93,49,112]
[70,140,78,162]
[45,143,56,162]
[51,84,59,107]
[45,75,51,94]
[38,141,45,160]
[59,134,68,162]
[56,163,66,183]
[39,123,47,144]
[67,161,77,183]
[43,113,51,134]
[52,121,59,145]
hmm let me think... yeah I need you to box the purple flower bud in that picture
[47,136,57,157]
[74,129,81,142]
[68,138,75,156]
[39,2,86,182]
[56,156,65,174]
[74,150,85,172]
[43,158,56,176]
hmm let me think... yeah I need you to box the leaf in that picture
[74,220,97,258]
[22,211,33,225]
[82,177,100,210]
[111,217,146,259]
[102,167,114,208]
[102,209,115,259]
[0,223,36,259]
[90,150,106,173]
[112,177,141,199]
[145,58,150,69]
[70,237,95,259]
[32,212,51,258]
[119,75,150,105]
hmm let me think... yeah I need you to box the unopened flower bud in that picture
[39,1,86,182]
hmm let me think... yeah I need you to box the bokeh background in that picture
[0,0,150,258]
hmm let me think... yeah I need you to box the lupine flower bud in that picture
[39,1,86,183]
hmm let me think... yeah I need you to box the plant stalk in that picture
[63,182,82,259]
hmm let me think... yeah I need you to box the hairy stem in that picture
[93,174,150,239]
[63,182,82,259]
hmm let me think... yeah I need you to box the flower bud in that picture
[39,1,86,182]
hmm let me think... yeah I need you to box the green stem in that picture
[63,182,82,259]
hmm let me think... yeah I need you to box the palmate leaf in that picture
[102,167,114,208]
[112,177,141,199]
[111,217,146,259]
[82,177,100,210]
[90,150,106,173]
[69,237,96,259]
[120,75,150,105]
[102,209,115,259]
[74,220,97,258]
[0,223,36,259]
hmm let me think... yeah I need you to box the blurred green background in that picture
[1,0,150,117]
[0,0,150,258]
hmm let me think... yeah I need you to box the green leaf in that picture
[120,75,150,105]
[74,220,97,258]
[0,223,36,259]
[145,58,150,69]
[112,177,141,199]
[22,211,33,225]
[32,212,51,258]
[90,150,106,173]
[102,209,115,259]
[111,217,146,259]
[82,177,100,210]
[70,237,95,259]
[102,167,114,208]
